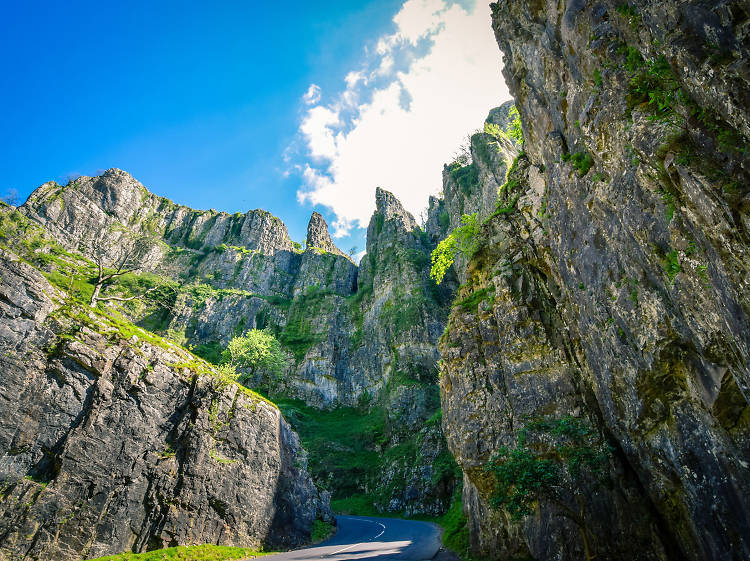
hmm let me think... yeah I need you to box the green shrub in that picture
[222,329,287,389]
[430,213,480,284]
[562,151,594,176]
[449,162,480,196]
[507,105,524,144]
[311,520,336,542]
[485,415,612,521]
[438,210,450,231]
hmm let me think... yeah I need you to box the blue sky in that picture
[0,0,508,256]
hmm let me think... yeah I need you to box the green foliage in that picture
[507,105,523,144]
[430,213,480,284]
[373,212,385,236]
[629,55,683,121]
[617,44,644,72]
[311,520,336,543]
[483,122,502,137]
[438,210,450,231]
[661,190,677,223]
[562,151,594,176]
[663,249,681,282]
[593,69,603,89]
[455,285,495,312]
[485,416,612,520]
[330,494,382,516]
[615,3,641,29]
[191,341,224,365]
[380,293,425,336]
[431,447,461,485]
[83,544,268,561]
[275,397,385,500]
[280,285,331,362]
[448,161,480,196]
[221,329,287,388]
[435,493,470,556]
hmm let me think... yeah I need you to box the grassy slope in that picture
[83,545,267,561]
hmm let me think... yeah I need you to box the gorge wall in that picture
[0,221,330,561]
[440,1,750,561]
[3,1,749,559]
[12,153,469,519]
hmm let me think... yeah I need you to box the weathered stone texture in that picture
[440,1,750,560]
[0,252,328,561]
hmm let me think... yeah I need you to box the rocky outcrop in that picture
[305,212,349,259]
[0,250,329,561]
[439,2,750,561]
[15,171,459,518]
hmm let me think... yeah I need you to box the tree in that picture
[221,329,288,390]
[484,416,613,561]
[0,188,20,207]
[430,213,480,284]
[89,232,159,307]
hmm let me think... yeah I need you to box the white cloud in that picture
[295,0,511,237]
[302,84,322,105]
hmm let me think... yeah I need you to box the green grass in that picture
[434,494,469,556]
[330,494,383,516]
[280,285,333,362]
[83,545,268,561]
[311,520,336,543]
[191,341,224,364]
[454,286,495,312]
[274,397,385,499]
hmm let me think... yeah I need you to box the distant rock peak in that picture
[374,187,418,232]
[305,212,349,259]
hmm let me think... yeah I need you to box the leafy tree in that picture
[507,104,524,144]
[221,329,288,390]
[430,213,479,284]
[485,416,613,561]
[89,232,159,307]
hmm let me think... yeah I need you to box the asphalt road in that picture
[260,515,442,561]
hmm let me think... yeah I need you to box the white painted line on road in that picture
[327,518,387,555]
[329,542,364,555]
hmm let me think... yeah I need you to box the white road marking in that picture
[328,518,387,555]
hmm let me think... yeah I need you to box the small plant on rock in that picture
[485,416,613,561]
[430,213,480,284]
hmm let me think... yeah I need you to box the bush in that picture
[222,329,287,389]
[430,213,480,284]
[562,151,594,176]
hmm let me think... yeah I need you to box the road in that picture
[259,515,442,561]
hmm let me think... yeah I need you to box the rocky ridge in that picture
[14,166,463,518]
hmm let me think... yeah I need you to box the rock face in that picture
[439,2,750,561]
[0,249,329,561]
[15,172,460,518]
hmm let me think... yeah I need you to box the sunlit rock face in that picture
[439,1,750,560]
[15,166,459,517]
[0,251,329,561]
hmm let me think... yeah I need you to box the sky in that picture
[0,0,509,258]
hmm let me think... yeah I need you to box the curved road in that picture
[260,516,442,561]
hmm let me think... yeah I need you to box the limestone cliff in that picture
[15,172,459,518]
[0,236,329,560]
[439,2,750,561]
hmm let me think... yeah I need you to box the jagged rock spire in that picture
[374,187,418,231]
[305,212,347,258]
